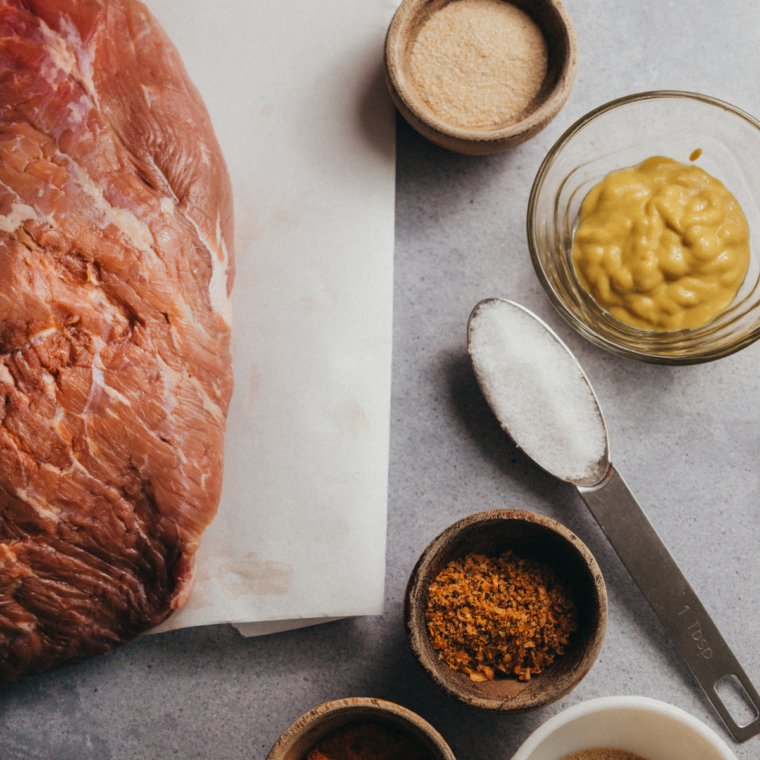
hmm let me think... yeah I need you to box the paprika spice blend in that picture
[307,722,436,760]
[426,551,578,683]
[404,510,607,712]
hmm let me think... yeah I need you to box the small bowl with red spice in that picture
[384,0,578,154]
[404,509,607,712]
[266,697,456,760]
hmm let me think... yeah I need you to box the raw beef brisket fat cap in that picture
[0,0,234,684]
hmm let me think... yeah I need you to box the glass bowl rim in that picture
[526,89,760,365]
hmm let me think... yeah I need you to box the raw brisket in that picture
[0,0,234,684]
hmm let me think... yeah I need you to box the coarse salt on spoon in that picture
[467,297,760,743]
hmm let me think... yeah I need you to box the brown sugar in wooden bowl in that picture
[384,0,578,155]
[266,697,456,760]
[404,510,607,712]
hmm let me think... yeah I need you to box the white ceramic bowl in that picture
[510,696,738,760]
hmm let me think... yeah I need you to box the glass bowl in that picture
[527,91,760,364]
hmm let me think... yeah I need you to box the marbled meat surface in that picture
[0,0,234,684]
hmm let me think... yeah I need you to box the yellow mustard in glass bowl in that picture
[527,91,760,365]
[572,156,750,331]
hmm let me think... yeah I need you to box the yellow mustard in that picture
[572,156,750,331]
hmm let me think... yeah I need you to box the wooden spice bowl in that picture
[266,697,456,760]
[384,0,578,155]
[404,510,607,712]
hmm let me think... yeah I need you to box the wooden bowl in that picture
[404,510,607,712]
[384,0,578,155]
[266,697,456,760]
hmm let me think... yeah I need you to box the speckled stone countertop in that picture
[2,0,759,758]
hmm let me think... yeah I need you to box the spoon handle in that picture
[578,465,760,743]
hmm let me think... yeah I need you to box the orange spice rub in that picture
[426,552,578,682]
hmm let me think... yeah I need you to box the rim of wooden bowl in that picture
[384,0,578,155]
[266,697,457,760]
[404,509,607,712]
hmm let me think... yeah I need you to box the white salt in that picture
[468,299,608,483]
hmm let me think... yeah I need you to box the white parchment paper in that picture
[147,0,399,635]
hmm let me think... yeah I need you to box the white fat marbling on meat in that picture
[45,157,201,340]
[40,371,57,398]
[141,83,155,107]
[66,97,91,125]
[58,16,97,98]
[42,411,93,480]
[154,378,182,473]
[187,374,226,426]
[50,406,66,437]
[81,336,130,411]
[0,202,38,233]
[183,211,231,324]
[100,380,131,407]
[69,160,155,251]
[38,16,97,102]
[83,338,105,416]
[156,365,179,419]
[38,18,77,82]
[133,162,228,335]
[15,488,60,520]
[83,287,130,328]
[157,355,225,427]
[0,544,18,568]
[30,327,59,342]
[45,154,212,345]
[0,363,13,387]
[45,149,155,254]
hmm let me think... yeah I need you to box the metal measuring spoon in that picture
[467,297,760,743]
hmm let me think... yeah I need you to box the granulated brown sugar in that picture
[560,750,651,760]
[410,0,548,129]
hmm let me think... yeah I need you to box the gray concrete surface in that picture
[1,0,759,758]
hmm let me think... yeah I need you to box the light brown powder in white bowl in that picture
[410,0,548,129]
[561,750,651,760]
